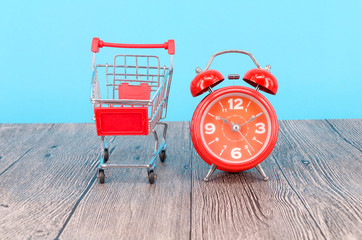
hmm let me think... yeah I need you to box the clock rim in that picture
[191,86,279,172]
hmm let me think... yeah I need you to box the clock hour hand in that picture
[216,116,255,151]
[218,113,264,130]
[216,116,233,127]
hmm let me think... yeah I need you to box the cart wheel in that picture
[104,148,109,163]
[148,170,157,184]
[159,150,166,162]
[98,169,105,184]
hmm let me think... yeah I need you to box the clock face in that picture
[191,86,278,172]
[201,92,271,163]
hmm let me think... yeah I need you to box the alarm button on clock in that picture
[243,68,278,95]
[190,69,224,97]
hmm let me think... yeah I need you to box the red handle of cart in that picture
[91,37,175,55]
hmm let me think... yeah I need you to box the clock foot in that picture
[204,164,217,182]
[255,164,269,181]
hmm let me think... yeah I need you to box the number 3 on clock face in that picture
[191,86,279,172]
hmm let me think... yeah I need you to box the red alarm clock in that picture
[190,50,279,181]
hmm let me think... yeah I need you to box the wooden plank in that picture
[191,122,326,239]
[0,124,53,174]
[324,119,362,152]
[0,120,361,239]
[58,122,191,240]
[274,120,362,239]
[0,123,101,239]
[191,119,362,240]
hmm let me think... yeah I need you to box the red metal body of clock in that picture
[190,50,279,181]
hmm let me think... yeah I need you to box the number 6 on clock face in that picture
[191,86,279,172]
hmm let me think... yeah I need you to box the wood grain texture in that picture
[58,122,191,240]
[191,119,362,240]
[191,130,325,239]
[0,124,54,174]
[0,124,100,239]
[0,120,361,240]
[275,120,362,240]
[325,119,362,153]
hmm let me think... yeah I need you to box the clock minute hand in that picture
[239,112,264,128]
[217,116,256,152]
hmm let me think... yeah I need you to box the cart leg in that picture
[149,129,166,166]
[255,164,269,181]
[101,136,108,151]
[157,122,168,144]
[204,164,217,182]
[98,136,106,184]
[152,130,159,153]
[101,136,109,162]
[101,136,105,150]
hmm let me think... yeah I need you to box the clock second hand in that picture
[230,121,255,152]
[239,131,255,152]
[216,116,256,151]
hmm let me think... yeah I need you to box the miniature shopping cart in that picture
[90,37,175,184]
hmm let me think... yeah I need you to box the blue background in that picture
[1,0,361,123]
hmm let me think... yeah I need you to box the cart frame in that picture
[90,38,175,184]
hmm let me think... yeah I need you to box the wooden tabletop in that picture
[0,119,361,240]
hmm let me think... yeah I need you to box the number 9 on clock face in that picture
[191,86,278,172]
